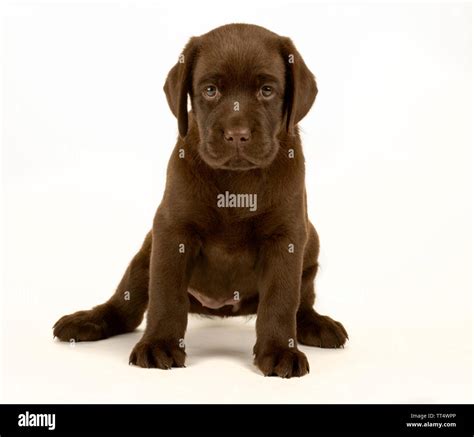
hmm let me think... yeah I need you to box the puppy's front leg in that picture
[129,220,198,369]
[254,237,309,378]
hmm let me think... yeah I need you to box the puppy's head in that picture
[164,24,317,171]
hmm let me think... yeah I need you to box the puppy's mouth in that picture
[201,140,277,171]
[219,156,259,171]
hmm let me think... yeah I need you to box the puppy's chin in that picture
[199,141,279,171]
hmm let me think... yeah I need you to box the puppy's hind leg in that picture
[53,232,152,342]
[297,263,348,348]
[296,224,348,348]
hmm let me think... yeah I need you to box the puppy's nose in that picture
[224,127,251,144]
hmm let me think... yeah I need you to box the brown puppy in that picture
[53,23,348,378]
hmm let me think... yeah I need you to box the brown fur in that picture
[53,24,348,378]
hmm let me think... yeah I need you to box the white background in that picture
[1,0,472,403]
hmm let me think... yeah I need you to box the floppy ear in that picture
[163,37,199,138]
[280,37,318,134]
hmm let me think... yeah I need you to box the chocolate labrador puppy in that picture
[53,23,348,378]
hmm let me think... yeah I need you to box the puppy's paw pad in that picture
[129,340,186,369]
[53,310,107,342]
[254,347,309,378]
[297,312,348,348]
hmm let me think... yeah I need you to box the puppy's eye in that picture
[204,85,218,99]
[260,85,273,98]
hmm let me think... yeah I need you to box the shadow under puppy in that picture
[54,23,348,378]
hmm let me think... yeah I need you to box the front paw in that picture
[129,339,186,369]
[254,345,310,378]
